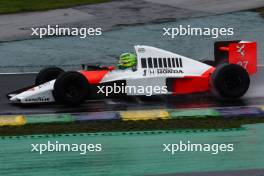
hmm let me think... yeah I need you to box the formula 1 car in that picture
[7,40,257,105]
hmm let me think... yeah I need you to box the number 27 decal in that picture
[237,61,249,69]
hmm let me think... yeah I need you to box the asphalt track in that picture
[144,0,264,14]
[2,0,264,42]
[0,66,263,115]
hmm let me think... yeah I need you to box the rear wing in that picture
[214,41,257,75]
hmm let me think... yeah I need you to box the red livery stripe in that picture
[80,70,109,84]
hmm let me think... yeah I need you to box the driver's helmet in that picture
[118,53,137,69]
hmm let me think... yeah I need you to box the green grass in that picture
[0,0,111,14]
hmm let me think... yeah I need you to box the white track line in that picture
[0,72,37,75]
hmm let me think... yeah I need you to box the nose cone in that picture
[10,96,21,103]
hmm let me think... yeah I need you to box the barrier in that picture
[0,115,25,126]
[25,114,74,124]
[74,112,120,121]
[169,108,220,119]
[259,106,264,112]
[120,110,170,121]
[1,105,264,127]
[216,107,263,117]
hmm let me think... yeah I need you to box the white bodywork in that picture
[10,80,55,103]
[9,45,211,103]
[100,45,211,82]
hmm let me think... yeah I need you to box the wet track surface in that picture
[0,66,263,115]
[1,11,264,73]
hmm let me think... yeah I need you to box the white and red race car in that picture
[7,40,257,105]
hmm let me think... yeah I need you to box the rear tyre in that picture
[53,71,89,105]
[211,64,250,99]
[35,67,64,85]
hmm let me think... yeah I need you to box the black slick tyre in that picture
[53,71,89,105]
[211,64,250,99]
[35,67,64,85]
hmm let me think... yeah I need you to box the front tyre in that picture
[53,71,89,105]
[211,64,250,99]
